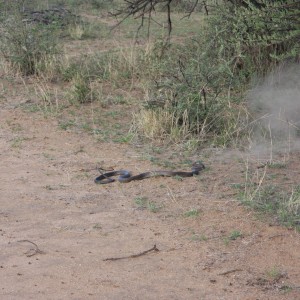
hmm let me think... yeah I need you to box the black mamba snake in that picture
[94,162,205,184]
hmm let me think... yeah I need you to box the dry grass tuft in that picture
[133,108,191,143]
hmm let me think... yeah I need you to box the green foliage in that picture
[223,230,243,245]
[265,266,285,281]
[69,75,92,104]
[0,2,62,75]
[184,209,200,217]
[134,0,299,146]
[136,35,249,145]
[228,230,243,240]
[210,0,299,74]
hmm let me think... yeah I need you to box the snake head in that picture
[192,162,205,174]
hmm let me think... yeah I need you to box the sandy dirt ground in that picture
[1,91,300,300]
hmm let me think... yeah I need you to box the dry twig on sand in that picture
[103,244,159,261]
[18,240,45,257]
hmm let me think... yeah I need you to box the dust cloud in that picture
[247,62,300,156]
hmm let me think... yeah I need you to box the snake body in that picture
[94,162,205,184]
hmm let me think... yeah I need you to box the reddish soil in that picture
[0,9,300,300]
[1,97,300,299]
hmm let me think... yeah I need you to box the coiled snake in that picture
[94,162,205,184]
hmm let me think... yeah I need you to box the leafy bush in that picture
[68,75,92,104]
[133,0,299,146]
[209,0,299,75]
[134,35,249,145]
[0,2,62,76]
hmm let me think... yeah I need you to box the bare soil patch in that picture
[1,100,300,299]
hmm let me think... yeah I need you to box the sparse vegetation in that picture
[228,230,243,240]
[11,136,25,148]
[190,233,208,242]
[68,75,92,104]
[239,166,300,230]
[184,209,200,218]
[223,230,243,245]
[265,266,285,282]
[134,197,162,213]
[59,119,76,130]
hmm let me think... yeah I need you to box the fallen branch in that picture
[218,269,242,276]
[103,244,159,261]
[18,240,45,257]
[269,234,285,239]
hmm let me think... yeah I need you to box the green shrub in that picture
[207,1,299,75]
[134,36,249,145]
[68,75,92,104]
[133,0,299,146]
[0,3,62,76]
